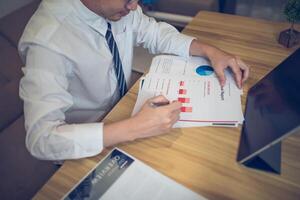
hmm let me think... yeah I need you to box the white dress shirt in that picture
[19,0,195,160]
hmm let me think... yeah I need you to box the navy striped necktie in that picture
[105,22,128,97]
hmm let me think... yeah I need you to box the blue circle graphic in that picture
[196,65,214,76]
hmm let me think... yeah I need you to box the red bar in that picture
[180,81,185,86]
[181,107,193,112]
[178,89,187,95]
[178,97,190,103]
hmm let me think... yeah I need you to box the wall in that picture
[236,0,288,22]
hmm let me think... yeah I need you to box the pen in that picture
[149,101,170,108]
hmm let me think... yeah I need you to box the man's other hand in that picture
[190,40,250,89]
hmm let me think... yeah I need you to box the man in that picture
[19,0,249,161]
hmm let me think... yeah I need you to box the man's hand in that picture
[131,95,182,138]
[190,39,249,88]
[103,95,181,147]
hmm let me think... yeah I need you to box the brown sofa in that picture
[0,1,58,199]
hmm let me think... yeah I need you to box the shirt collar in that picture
[73,0,108,36]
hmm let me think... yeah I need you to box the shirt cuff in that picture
[174,34,196,59]
[58,122,104,159]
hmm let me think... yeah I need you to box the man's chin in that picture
[109,13,129,21]
[108,16,122,21]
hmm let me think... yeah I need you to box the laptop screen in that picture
[237,48,300,162]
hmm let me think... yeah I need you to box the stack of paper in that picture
[132,55,244,128]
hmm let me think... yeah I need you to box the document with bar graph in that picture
[132,55,244,127]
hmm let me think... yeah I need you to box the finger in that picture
[165,111,180,126]
[147,95,169,104]
[237,59,250,83]
[229,58,242,89]
[172,108,181,115]
[170,113,180,125]
[164,100,182,111]
[214,68,226,87]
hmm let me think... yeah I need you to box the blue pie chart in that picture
[196,65,214,76]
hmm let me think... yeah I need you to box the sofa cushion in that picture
[0,36,23,84]
[0,35,24,131]
[0,71,8,86]
[0,116,58,200]
[0,78,23,131]
[0,0,41,47]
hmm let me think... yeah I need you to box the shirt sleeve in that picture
[131,6,196,58]
[19,45,104,161]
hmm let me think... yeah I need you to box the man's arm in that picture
[130,6,249,88]
[20,45,182,160]
[20,45,103,160]
[131,6,194,59]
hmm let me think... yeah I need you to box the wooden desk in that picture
[34,11,300,200]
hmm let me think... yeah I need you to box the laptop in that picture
[236,48,300,174]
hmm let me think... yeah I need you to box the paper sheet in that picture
[132,55,244,128]
[63,148,206,200]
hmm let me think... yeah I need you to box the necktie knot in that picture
[107,22,111,32]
